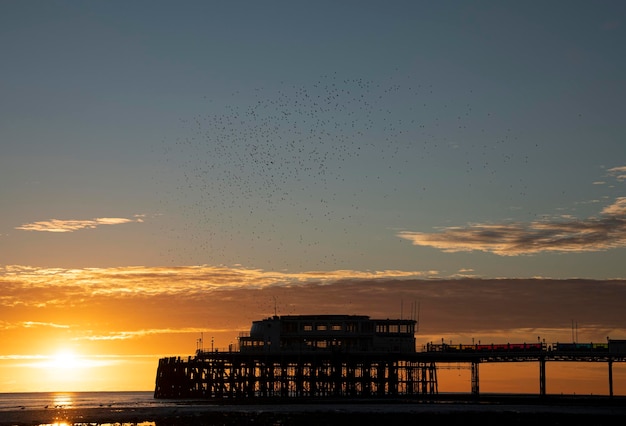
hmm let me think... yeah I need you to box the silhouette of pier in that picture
[155,351,438,399]
[154,315,626,400]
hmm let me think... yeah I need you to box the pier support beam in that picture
[470,361,479,396]
[609,359,614,397]
[418,362,438,395]
[539,357,546,396]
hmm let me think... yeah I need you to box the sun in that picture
[28,350,87,390]
[52,351,78,369]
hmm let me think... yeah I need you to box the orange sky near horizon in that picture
[2,266,625,394]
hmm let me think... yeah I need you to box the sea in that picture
[0,391,167,425]
[2,391,626,426]
[0,391,161,412]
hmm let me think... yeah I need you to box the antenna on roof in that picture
[414,300,420,332]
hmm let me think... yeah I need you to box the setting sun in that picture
[36,351,89,389]
[17,350,123,391]
[52,351,78,369]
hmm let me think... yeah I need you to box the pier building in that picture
[238,314,417,354]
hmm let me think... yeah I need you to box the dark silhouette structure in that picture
[154,315,626,400]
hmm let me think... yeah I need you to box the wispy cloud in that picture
[0,264,435,307]
[608,165,626,181]
[0,354,48,361]
[3,275,626,348]
[0,321,71,330]
[396,167,626,256]
[0,353,178,369]
[75,327,226,341]
[15,215,144,232]
[398,196,626,256]
[22,321,70,329]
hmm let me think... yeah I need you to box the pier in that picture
[154,347,626,400]
[155,352,438,399]
[154,315,626,400]
[418,342,626,397]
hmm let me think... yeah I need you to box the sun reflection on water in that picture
[36,423,70,426]
[33,392,156,426]
[51,392,73,409]
[36,423,155,426]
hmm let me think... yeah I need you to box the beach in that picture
[3,396,626,426]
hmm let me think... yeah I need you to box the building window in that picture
[283,322,298,333]
[362,322,374,333]
[303,324,313,331]
[316,324,328,331]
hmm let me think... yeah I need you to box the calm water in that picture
[0,390,171,411]
[3,391,626,426]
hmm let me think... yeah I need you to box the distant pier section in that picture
[154,314,626,400]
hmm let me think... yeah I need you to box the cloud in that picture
[0,264,435,307]
[15,216,143,232]
[75,327,226,341]
[22,321,70,329]
[397,197,626,256]
[601,197,626,216]
[0,355,48,361]
[3,269,626,348]
[607,165,626,181]
[0,321,71,331]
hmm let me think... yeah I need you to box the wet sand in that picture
[3,396,626,426]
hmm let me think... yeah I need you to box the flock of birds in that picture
[158,72,531,269]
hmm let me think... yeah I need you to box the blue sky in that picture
[2,1,626,279]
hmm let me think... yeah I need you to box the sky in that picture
[1,1,626,394]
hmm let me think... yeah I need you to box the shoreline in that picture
[3,395,626,426]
